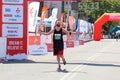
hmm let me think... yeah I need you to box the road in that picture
[0,39,120,80]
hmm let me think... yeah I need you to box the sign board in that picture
[46,43,53,52]
[78,2,101,11]
[2,0,23,4]
[29,45,48,55]
[66,40,74,48]
[0,0,27,60]
[2,5,23,23]
[2,24,23,38]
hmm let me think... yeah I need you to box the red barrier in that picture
[46,43,53,52]
[79,40,84,45]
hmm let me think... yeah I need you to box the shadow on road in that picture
[2,59,120,68]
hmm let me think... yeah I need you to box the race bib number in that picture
[55,34,61,40]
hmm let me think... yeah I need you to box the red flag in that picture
[40,6,48,26]
[68,16,74,30]
[60,13,64,28]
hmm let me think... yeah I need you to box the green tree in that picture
[85,0,120,33]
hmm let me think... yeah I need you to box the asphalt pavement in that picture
[0,39,120,80]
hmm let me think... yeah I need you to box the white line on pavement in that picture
[60,53,100,80]
[60,41,113,80]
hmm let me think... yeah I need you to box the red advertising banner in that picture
[79,40,84,45]
[46,43,53,52]
[29,36,40,45]
[0,0,28,60]
[66,35,74,48]
[66,41,74,48]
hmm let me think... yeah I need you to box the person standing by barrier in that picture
[40,22,82,71]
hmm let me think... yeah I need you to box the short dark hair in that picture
[55,23,60,27]
[55,20,59,24]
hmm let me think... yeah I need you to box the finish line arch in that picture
[94,13,120,41]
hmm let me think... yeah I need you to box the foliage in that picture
[85,0,120,33]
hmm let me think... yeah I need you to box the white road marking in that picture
[60,53,100,80]
[60,41,113,80]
